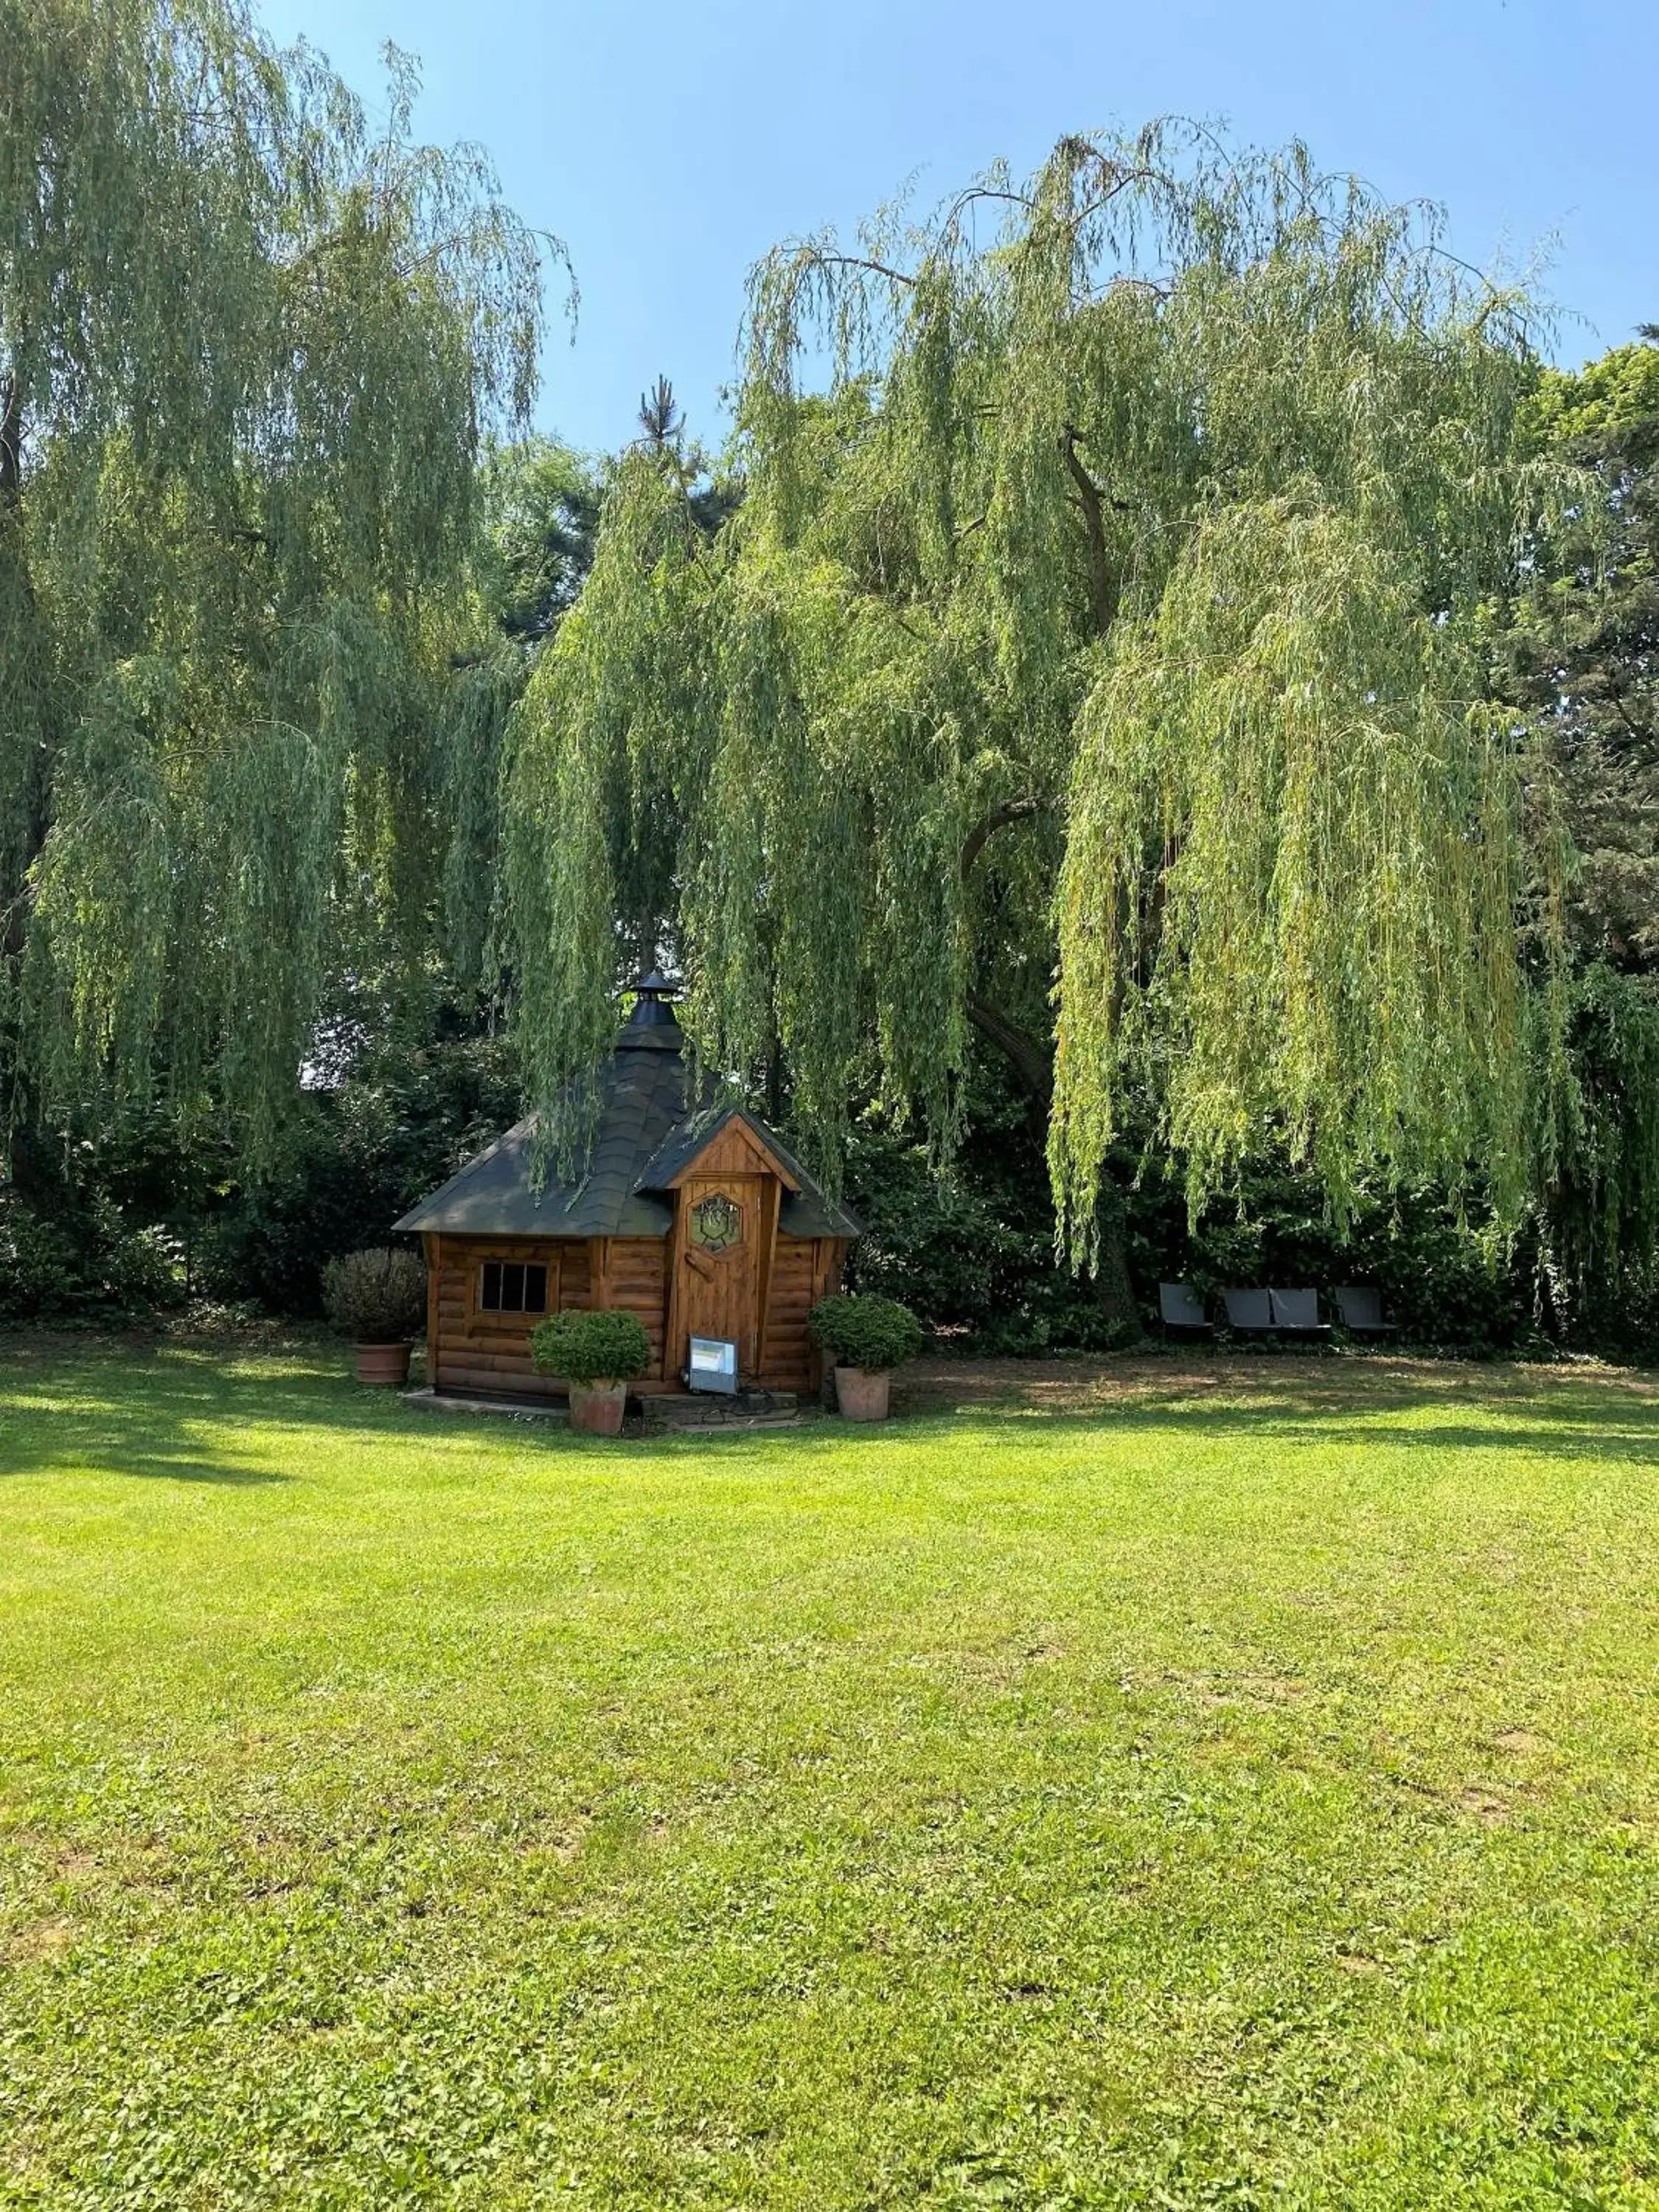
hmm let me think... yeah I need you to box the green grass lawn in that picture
[4,1343,1659,2210]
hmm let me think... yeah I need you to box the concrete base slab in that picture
[642,1389,799,1433]
[400,1386,568,1424]
[400,1386,804,1435]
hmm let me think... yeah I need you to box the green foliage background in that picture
[3,10,1658,1361]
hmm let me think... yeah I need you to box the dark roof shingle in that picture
[393,1009,860,1239]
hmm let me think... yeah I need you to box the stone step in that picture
[641,1388,799,1431]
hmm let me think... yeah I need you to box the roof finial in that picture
[625,969,681,1034]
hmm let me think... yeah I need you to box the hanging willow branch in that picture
[505,119,1570,1246]
[1050,500,1534,1249]
[0,0,554,1166]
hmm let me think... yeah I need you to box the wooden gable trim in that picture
[662,1187,691,1386]
[754,1178,782,1376]
[662,1112,801,1192]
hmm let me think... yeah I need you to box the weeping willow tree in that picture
[0,0,552,1175]
[506,125,1564,1268]
[1503,337,1659,1331]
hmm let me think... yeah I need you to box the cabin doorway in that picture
[675,1175,766,1381]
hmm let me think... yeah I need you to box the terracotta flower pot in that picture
[568,1380,628,1436]
[354,1341,411,1388]
[833,1365,891,1422]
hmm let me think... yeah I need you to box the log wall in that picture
[425,1228,846,1401]
[758,1234,845,1391]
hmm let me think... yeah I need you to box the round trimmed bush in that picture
[531,1308,652,1386]
[809,1292,926,1374]
[321,1247,426,1343]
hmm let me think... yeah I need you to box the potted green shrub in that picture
[809,1293,926,1422]
[321,1247,427,1386]
[531,1309,651,1436]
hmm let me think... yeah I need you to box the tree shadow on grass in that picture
[1130,1410,1659,1470]
[0,1337,411,1485]
[871,1354,1659,1475]
[4,1334,1656,1488]
[626,1385,1659,1498]
[878,1392,1659,1472]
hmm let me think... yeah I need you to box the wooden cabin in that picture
[393,978,859,1403]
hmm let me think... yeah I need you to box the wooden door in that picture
[673,1175,765,1382]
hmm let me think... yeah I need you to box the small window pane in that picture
[691,1192,742,1251]
[524,1265,548,1314]
[501,1262,525,1311]
[481,1262,502,1311]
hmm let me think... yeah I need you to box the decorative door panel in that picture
[675,1176,763,1380]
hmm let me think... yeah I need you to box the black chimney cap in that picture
[623,970,681,1036]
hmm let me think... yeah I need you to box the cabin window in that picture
[479,1261,548,1315]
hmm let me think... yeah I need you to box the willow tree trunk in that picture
[965,998,1144,1347]
[1091,1169,1141,1348]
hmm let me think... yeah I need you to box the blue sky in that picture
[257,0,1655,458]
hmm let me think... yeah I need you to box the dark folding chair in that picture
[1269,1287,1330,1337]
[1159,1282,1213,1337]
[1222,1287,1274,1333]
[1333,1285,1398,1337]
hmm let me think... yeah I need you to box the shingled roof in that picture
[392,988,860,1241]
